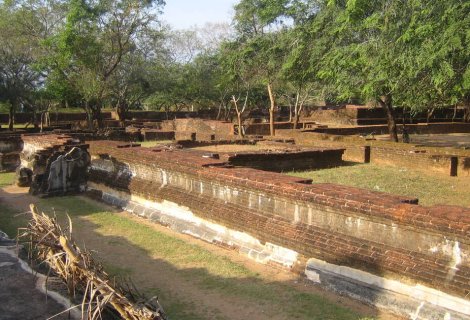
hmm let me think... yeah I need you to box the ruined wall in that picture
[161,119,234,137]
[0,112,112,124]
[308,106,466,126]
[0,135,22,171]
[242,122,295,135]
[312,123,470,136]
[19,134,90,195]
[223,149,345,172]
[87,141,470,318]
[278,130,470,177]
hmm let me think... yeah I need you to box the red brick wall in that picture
[88,141,470,299]
[278,131,470,177]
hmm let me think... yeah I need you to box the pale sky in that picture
[162,0,237,29]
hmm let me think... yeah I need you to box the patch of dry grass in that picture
[290,163,470,207]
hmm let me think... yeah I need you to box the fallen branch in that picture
[22,204,167,320]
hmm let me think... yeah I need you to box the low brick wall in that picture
[141,129,175,141]
[161,119,234,136]
[87,140,470,318]
[370,147,455,175]
[0,112,112,124]
[312,123,470,136]
[223,148,345,172]
[278,130,470,177]
[243,122,294,135]
[0,135,23,172]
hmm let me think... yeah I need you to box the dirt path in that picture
[0,185,401,320]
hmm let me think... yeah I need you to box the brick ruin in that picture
[86,140,470,319]
[278,130,470,177]
[2,125,470,318]
[17,134,90,196]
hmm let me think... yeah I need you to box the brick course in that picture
[88,140,470,300]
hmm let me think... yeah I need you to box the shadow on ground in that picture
[0,186,393,320]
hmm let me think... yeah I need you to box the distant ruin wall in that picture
[0,135,22,171]
[160,119,234,138]
[87,141,470,318]
[0,112,112,124]
[308,106,466,126]
[312,123,470,135]
[278,130,470,177]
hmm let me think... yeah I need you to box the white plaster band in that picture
[306,257,470,316]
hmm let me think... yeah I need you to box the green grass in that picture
[33,195,362,320]
[139,140,174,148]
[289,163,470,207]
[0,203,28,239]
[0,172,15,188]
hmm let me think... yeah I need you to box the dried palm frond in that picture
[22,204,167,320]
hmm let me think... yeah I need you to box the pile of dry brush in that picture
[22,204,167,320]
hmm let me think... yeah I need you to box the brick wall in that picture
[161,119,234,136]
[88,140,470,301]
[312,123,470,136]
[0,112,112,124]
[370,147,454,175]
[223,148,345,172]
[243,122,294,135]
[141,129,175,141]
[278,130,470,177]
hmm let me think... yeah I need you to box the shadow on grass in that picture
[0,187,380,320]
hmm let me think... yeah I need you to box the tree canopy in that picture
[0,0,468,137]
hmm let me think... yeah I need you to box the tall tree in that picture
[0,3,42,130]
[43,0,164,128]
[232,0,291,136]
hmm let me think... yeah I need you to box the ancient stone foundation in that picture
[18,134,90,196]
[88,140,470,320]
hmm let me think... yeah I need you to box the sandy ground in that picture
[0,184,402,320]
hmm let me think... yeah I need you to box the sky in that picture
[161,0,237,29]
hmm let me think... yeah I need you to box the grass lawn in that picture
[289,163,470,207]
[0,172,15,188]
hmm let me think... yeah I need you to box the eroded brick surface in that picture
[88,140,470,299]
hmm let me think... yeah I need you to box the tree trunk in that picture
[237,112,244,137]
[293,92,301,130]
[85,102,94,130]
[33,109,39,130]
[288,103,292,123]
[267,83,275,136]
[216,104,222,120]
[293,113,300,130]
[40,112,44,133]
[116,102,128,127]
[378,95,398,142]
[92,103,104,129]
[8,102,15,131]
[464,98,470,123]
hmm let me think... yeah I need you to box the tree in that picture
[43,0,164,128]
[0,3,42,130]
[308,0,470,141]
[394,0,470,122]
[232,0,292,136]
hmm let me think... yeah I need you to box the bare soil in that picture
[0,184,402,320]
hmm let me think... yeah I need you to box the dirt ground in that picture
[0,184,402,320]
[0,242,74,320]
